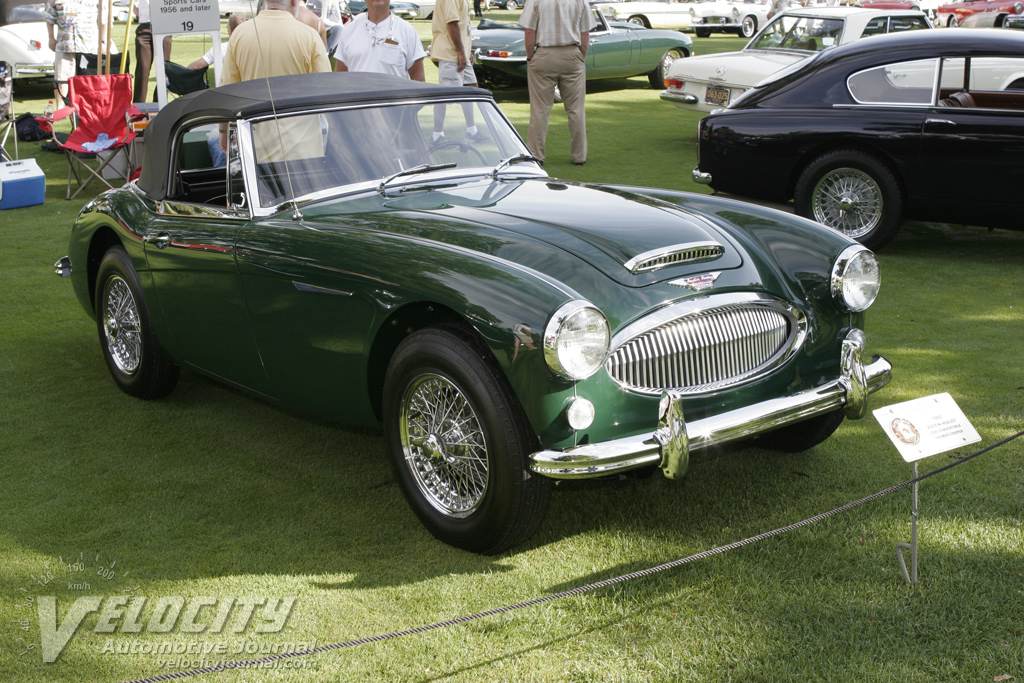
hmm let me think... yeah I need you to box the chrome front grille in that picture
[605,301,802,394]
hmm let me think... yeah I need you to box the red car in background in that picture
[937,0,1023,26]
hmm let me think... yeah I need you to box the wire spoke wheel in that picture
[811,167,883,239]
[102,275,143,375]
[401,373,489,517]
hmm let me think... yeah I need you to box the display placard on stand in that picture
[873,393,981,584]
[150,0,224,108]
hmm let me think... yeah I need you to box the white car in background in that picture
[0,0,55,80]
[689,0,773,37]
[661,7,932,112]
[595,0,697,29]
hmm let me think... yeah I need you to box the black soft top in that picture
[137,72,486,200]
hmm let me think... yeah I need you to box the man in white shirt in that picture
[335,0,425,81]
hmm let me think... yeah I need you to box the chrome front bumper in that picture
[529,328,891,480]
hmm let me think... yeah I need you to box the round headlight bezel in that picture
[831,245,881,312]
[543,300,611,381]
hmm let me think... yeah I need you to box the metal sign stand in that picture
[873,393,981,587]
[895,461,919,584]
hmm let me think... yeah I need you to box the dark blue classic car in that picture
[693,29,1024,250]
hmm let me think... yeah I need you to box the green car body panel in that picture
[69,175,864,451]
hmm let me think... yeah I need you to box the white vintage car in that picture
[689,0,773,37]
[661,7,932,112]
[595,0,697,29]
[0,0,55,80]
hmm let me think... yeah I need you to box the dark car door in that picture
[234,218,382,425]
[142,213,272,395]
[916,57,1024,227]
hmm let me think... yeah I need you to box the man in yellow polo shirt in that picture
[219,0,331,161]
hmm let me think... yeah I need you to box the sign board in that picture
[151,0,222,35]
[872,393,980,462]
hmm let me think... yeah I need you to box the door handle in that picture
[925,118,955,126]
[146,233,172,249]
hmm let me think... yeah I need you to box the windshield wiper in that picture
[378,162,457,195]
[490,153,543,179]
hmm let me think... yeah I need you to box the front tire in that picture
[505,0,518,9]
[947,15,958,26]
[695,27,712,37]
[95,246,179,399]
[740,15,757,38]
[383,326,551,554]
[793,149,903,251]
[649,48,685,88]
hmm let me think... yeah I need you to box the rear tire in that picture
[649,48,685,88]
[506,0,518,9]
[947,15,958,26]
[793,149,903,251]
[628,15,650,27]
[382,326,551,554]
[95,246,179,399]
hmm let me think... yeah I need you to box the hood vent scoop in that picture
[624,241,725,274]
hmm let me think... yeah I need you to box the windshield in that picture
[248,99,532,209]
[748,15,844,52]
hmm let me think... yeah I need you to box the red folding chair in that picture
[38,73,142,200]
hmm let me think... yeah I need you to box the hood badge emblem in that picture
[670,272,721,292]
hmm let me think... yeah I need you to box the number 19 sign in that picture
[151,0,222,35]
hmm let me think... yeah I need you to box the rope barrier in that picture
[119,429,1024,683]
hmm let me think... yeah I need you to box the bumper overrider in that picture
[530,328,891,480]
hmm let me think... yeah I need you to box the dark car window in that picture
[847,58,936,105]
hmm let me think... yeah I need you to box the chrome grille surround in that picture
[623,241,725,274]
[605,293,807,395]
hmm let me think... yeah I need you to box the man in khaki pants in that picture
[520,0,594,165]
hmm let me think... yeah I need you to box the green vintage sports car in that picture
[471,7,694,89]
[57,72,891,554]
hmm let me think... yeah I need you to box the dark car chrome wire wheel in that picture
[811,167,883,239]
[102,275,143,376]
[400,373,489,518]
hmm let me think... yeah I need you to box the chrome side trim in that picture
[623,241,724,274]
[530,329,892,479]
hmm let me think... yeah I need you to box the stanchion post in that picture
[895,461,919,584]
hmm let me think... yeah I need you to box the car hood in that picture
[668,48,806,85]
[471,25,526,53]
[304,177,744,289]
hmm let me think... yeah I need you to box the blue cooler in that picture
[0,159,45,210]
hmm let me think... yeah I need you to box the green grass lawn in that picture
[1,21,1022,683]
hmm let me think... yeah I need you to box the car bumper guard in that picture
[529,328,892,480]
[660,89,699,105]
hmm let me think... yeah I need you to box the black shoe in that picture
[572,161,585,166]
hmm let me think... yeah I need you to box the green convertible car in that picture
[470,7,694,89]
[57,72,891,554]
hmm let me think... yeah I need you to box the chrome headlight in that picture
[544,301,610,380]
[831,245,880,312]
[1016,2,1023,13]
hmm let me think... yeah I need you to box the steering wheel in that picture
[418,139,488,166]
